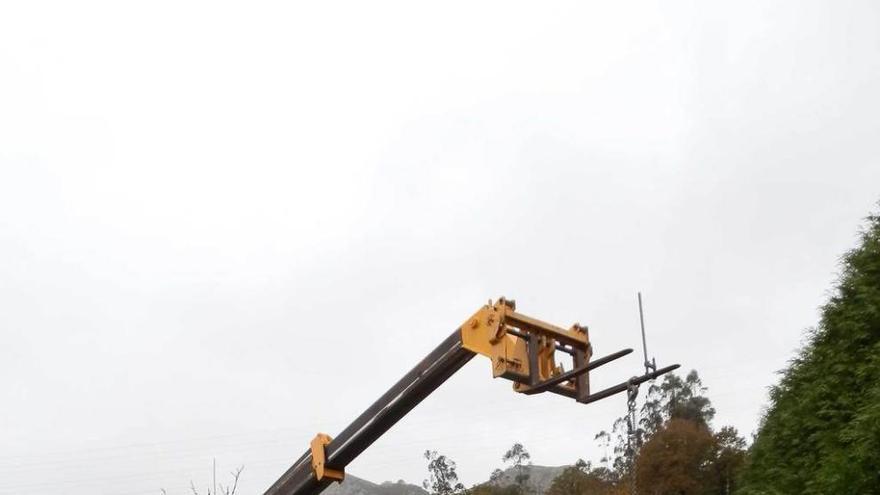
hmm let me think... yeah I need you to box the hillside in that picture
[323,474,427,495]
[325,465,568,495]
[481,465,567,494]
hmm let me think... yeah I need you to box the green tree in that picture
[711,426,747,495]
[469,487,521,495]
[501,443,531,492]
[546,460,615,495]
[595,369,746,494]
[423,450,466,495]
[635,419,717,495]
[641,370,716,436]
[739,211,880,493]
[600,370,718,480]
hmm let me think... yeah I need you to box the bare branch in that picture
[229,466,244,495]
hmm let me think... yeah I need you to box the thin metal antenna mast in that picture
[629,291,660,495]
[638,292,656,375]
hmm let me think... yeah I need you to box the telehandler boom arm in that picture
[264,298,678,495]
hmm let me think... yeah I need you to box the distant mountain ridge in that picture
[323,474,427,495]
[482,465,567,494]
[325,465,567,495]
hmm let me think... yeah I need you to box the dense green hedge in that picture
[738,212,880,494]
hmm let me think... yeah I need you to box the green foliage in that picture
[738,212,880,494]
[592,369,747,494]
[546,460,615,495]
[596,369,719,478]
[636,419,718,495]
[711,426,748,494]
[501,443,531,490]
[641,370,717,436]
[467,444,534,495]
[468,486,522,495]
[423,450,466,495]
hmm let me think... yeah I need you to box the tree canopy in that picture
[546,460,616,495]
[423,450,466,495]
[738,212,880,493]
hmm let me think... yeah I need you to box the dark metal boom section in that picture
[264,299,679,495]
[264,331,475,495]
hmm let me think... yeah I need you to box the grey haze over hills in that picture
[327,465,567,495]
[323,475,427,495]
[324,474,428,495]
[483,465,567,494]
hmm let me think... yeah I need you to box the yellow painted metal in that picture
[459,298,591,395]
[459,298,521,378]
[505,310,588,347]
[310,433,345,482]
[304,298,593,486]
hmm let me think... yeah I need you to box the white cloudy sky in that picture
[1,1,878,494]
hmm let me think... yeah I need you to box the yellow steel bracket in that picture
[310,433,345,482]
[459,298,592,398]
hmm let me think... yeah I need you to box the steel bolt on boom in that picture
[264,298,680,495]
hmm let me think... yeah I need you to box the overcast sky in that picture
[1,1,879,494]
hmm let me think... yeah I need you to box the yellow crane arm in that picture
[264,298,678,495]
